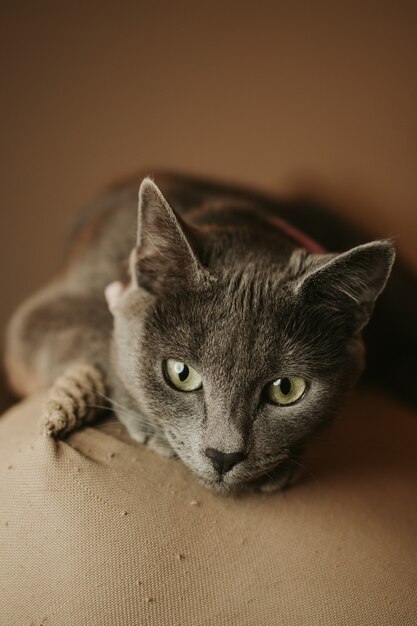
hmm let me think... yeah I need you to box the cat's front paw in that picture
[256,463,304,494]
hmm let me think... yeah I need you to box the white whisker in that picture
[288,457,320,488]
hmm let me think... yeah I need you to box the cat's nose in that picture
[205,448,247,474]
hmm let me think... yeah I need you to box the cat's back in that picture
[66,171,298,290]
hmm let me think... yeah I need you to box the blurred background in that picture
[1,1,416,405]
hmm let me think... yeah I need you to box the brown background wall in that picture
[1,1,416,345]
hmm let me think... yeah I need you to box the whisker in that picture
[288,457,321,488]
[94,389,115,405]
[85,404,153,432]
[93,392,157,428]
[85,404,115,412]
[264,471,279,488]
[95,390,136,414]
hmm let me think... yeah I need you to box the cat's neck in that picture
[266,214,326,254]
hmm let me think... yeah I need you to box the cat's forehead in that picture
[146,273,299,363]
[154,270,292,328]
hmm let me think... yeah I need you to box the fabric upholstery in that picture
[1,391,416,625]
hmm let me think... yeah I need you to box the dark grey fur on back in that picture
[4,172,403,493]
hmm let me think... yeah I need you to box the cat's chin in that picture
[196,475,241,496]
[194,462,304,496]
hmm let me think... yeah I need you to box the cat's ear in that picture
[296,240,395,331]
[134,178,206,294]
[104,281,125,314]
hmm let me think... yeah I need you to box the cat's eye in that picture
[164,359,203,392]
[265,376,306,406]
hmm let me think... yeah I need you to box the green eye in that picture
[265,376,306,406]
[165,359,202,392]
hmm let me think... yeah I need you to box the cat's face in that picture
[107,179,394,494]
[111,278,364,493]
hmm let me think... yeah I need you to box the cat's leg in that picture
[4,286,55,397]
[5,281,112,437]
[40,362,107,437]
[6,282,111,390]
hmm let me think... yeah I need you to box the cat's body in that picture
[5,172,416,493]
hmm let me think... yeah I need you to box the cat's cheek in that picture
[146,435,177,459]
[256,464,304,494]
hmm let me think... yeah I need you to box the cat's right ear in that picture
[296,240,395,331]
[133,178,207,294]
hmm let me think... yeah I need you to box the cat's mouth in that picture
[195,461,287,494]
[197,474,237,494]
[164,431,289,493]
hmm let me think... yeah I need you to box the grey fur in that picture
[4,173,396,494]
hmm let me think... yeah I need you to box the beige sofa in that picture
[1,388,416,625]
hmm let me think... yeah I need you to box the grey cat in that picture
[4,172,406,494]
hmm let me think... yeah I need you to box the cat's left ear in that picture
[133,178,207,294]
[296,240,395,331]
[104,281,125,314]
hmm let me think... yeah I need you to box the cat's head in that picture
[106,178,395,493]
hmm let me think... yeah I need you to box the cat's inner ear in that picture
[296,240,395,331]
[135,178,205,294]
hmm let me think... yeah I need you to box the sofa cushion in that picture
[0,391,416,625]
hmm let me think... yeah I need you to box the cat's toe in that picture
[41,407,69,437]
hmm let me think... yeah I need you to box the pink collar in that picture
[267,215,326,254]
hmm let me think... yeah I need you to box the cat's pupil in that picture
[174,362,189,382]
[280,378,291,395]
